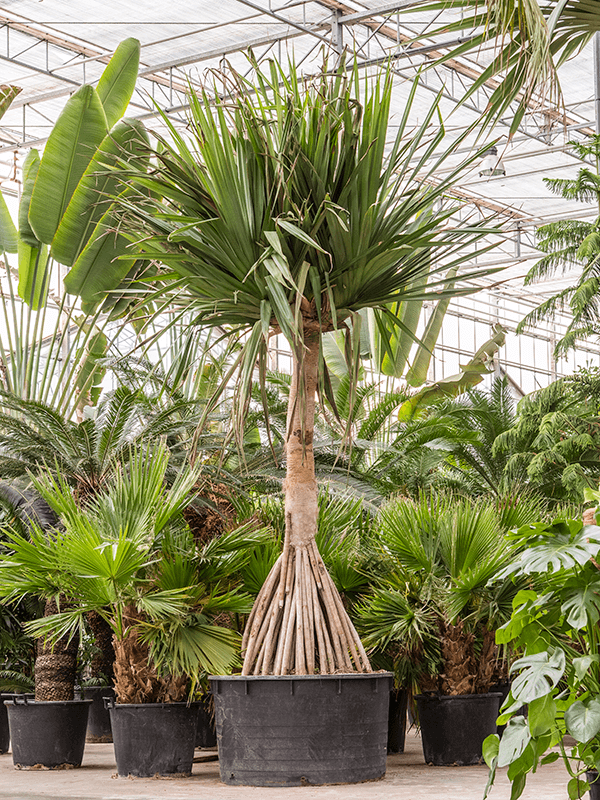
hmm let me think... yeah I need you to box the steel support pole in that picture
[595,32,600,135]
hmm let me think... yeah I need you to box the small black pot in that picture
[0,694,13,753]
[388,688,408,754]
[196,695,216,749]
[106,699,199,777]
[210,672,393,786]
[416,692,502,766]
[588,770,600,799]
[4,697,92,768]
[81,686,114,742]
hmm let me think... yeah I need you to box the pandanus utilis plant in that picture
[75,57,501,675]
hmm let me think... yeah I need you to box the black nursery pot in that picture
[588,770,600,800]
[388,688,408,754]
[0,694,13,753]
[416,692,502,766]
[210,672,393,786]
[4,697,92,768]
[196,695,216,749]
[82,686,114,743]
[106,700,199,777]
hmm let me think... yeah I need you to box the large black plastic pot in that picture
[106,700,199,777]
[4,697,92,768]
[210,673,393,786]
[588,770,600,799]
[388,688,408,754]
[81,686,114,743]
[416,692,502,766]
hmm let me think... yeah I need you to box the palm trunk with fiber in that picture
[242,330,371,675]
[86,610,115,684]
[112,606,188,703]
[35,597,79,701]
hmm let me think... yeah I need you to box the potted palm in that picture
[357,493,533,766]
[0,445,264,776]
[66,55,501,784]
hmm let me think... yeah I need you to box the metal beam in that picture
[138,28,310,75]
[233,0,332,45]
[338,0,433,25]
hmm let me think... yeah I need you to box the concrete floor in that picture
[0,730,580,800]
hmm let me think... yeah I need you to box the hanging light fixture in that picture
[478,146,506,177]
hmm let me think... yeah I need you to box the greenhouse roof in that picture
[0,0,597,305]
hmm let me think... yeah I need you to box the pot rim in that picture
[415,692,504,701]
[108,701,200,709]
[78,684,114,690]
[3,698,93,706]
[209,672,393,681]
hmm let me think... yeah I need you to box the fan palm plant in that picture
[0,445,267,702]
[357,493,533,695]
[77,59,501,676]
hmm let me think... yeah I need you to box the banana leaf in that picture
[398,324,507,420]
[95,38,140,129]
[18,150,41,248]
[51,118,148,267]
[0,192,17,253]
[28,85,108,245]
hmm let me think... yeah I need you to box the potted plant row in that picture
[0,444,267,776]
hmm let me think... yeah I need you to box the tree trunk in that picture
[112,606,187,703]
[35,597,79,701]
[242,332,371,675]
[86,610,115,685]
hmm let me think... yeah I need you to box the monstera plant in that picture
[483,513,600,800]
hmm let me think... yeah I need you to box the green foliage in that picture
[0,85,21,122]
[398,324,507,419]
[417,1,599,137]
[0,193,17,254]
[95,38,140,129]
[0,40,149,417]
[357,492,521,693]
[0,387,202,494]
[493,369,600,502]
[517,137,600,355]
[0,445,263,690]
[88,58,500,443]
[486,513,600,796]
[28,85,108,247]
[234,490,377,603]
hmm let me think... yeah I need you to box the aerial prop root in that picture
[241,541,371,676]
